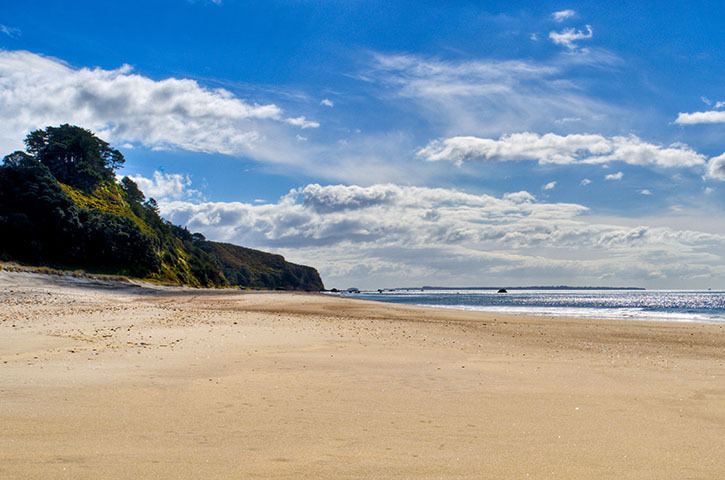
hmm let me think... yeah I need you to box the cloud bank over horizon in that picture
[125,173,725,288]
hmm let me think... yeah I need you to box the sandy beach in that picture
[1,271,724,479]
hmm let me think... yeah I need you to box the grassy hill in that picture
[201,242,324,291]
[0,125,323,291]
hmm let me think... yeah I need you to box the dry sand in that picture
[1,271,724,479]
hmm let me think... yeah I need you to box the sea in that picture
[341,289,725,323]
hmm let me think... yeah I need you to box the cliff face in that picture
[200,242,324,291]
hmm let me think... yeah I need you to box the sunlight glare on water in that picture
[345,290,725,323]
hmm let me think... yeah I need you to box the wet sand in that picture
[1,271,724,479]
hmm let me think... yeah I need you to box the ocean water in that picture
[343,289,725,323]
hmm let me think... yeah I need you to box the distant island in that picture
[0,125,324,291]
[403,286,646,291]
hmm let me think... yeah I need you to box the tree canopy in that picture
[25,124,125,192]
[121,176,145,204]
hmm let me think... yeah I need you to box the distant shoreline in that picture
[409,285,646,291]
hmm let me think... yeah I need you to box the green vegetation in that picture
[201,242,325,290]
[25,125,124,193]
[0,125,324,290]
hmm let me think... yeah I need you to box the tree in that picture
[121,177,145,204]
[0,153,82,263]
[2,151,36,168]
[25,124,125,192]
[144,197,159,214]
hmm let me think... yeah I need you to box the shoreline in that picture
[2,271,724,478]
[5,267,722,326]
[333,290,725,325]
[356,300,725,325]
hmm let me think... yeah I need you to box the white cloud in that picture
[543,181,557,190]
[366,52,623,137]
[0,25,20,37]
[0,50,435,185]
[580,178,592,186]
[128,171,201,200]
[162,183,590,251]
[640,189,653,195]
[0,50,320,160]
[675,110,725,125]
[605,171,624,181]
[320,98,334,108]
[707,153,725,181]
[156,182,725,288]
[285,116,320,129]
[701,98,725,109]
[549,25,593,49]
[554,116,582,124]
[529,33,539,42]
[503,191,536,203]
[552,9,576,22]
[418,133,706,169]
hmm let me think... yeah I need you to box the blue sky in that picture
[2,1,725,288]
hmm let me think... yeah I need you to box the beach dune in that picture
[1,272,724,479]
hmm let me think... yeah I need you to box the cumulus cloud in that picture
[320,98,334,108]
[707,153,725,181]
[156,182,725,288]
[549,25,593,49]
[675,110,725,125]
[503,191,536,203]
[605,171,624,181]
[417,133,706,169]
[161,183,590,250]
[552,10,576,22]
[128,171,202,200]
[580,178,592,186]
[285,116,320,129]
[0,49,321,160]
[640,189,653,195]
[543,181,557,190]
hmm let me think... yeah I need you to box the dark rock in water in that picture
[497,288,508,294]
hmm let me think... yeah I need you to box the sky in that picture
[2,0,725,289]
